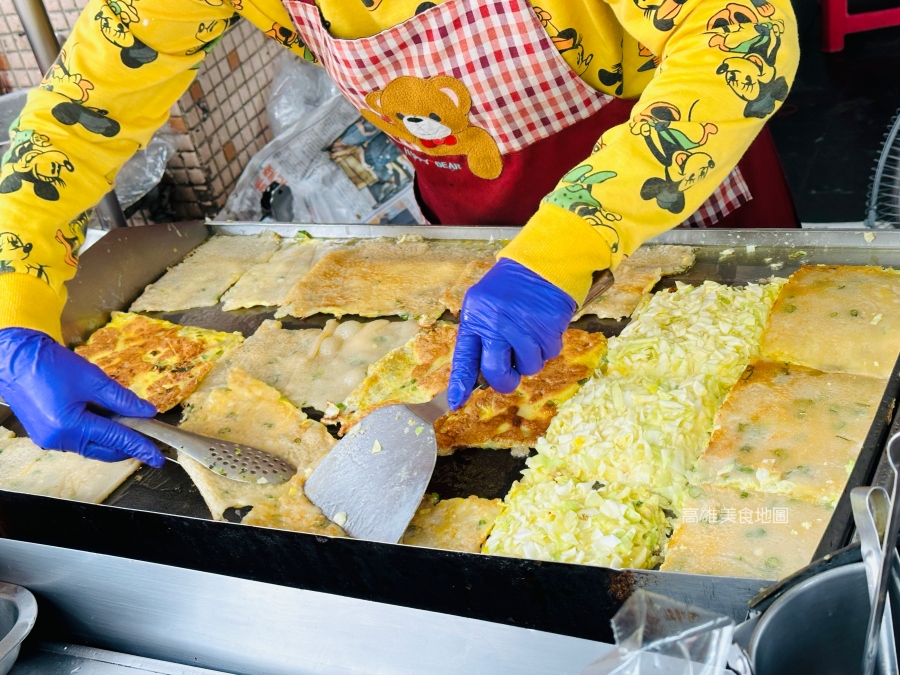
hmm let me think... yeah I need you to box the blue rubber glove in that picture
[0,328,165,467]
[448,258,577,410]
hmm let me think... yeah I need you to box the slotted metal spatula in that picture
[0,396,296,485]
[114,415,296,485]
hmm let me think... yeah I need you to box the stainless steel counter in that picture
[0,540,610,675]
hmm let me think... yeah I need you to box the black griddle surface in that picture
[108,305,627,523]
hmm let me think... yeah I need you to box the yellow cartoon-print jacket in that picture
[0,0,798,341]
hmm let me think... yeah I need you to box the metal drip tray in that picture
[0,583,37,675]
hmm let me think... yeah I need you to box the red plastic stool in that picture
[823,0,900,51]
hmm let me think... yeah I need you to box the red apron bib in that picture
[282,0,793,228]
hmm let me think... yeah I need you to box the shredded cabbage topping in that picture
[485,280,785,568]
[481,478,668,568]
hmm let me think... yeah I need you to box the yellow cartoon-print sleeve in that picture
[0,0,239,342]
[500,0,799,305]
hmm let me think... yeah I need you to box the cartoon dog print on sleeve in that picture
[533,7,594,74]
[94,0,158,69]
[706,3,789,118]
[56,211,90,267]
[631,102,718,214]
[361,0,437,11]
[0,232,33,271]
[264,23,317,62]
[0,231,52,284]
[634,0,689,31]
[41,49,120,138]
[637,43,661,72]
[0,125,73,202]
[598,62,624,96]
[187,13,240,57]
[361,75,503,180]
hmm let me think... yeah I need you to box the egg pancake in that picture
[76,312,243,412]
[433,330,607,455]
[401,495,503,553]
[760,265,900,379]
[575,245,695,320]
[661,485,832,580]
[188,318,419,413]
[130,232,281,312]
[697,360,884,505]
[574,267,662,321]
[439,258,495,315]
[330,322,457,433]
[0,427,139,503]
[220,237,329,311]
[624,244,696,274]
[179,368,344,536]
[276,237,499,322]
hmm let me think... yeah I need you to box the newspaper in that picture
[218,95,424,225]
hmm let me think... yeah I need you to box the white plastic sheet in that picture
[581,591,737,675]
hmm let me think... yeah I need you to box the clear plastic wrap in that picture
[266,52,341,137]
[581,591,736,675]
[219,55,423,225]
[114,129,177,209]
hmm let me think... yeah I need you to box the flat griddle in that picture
[0,223,897,643]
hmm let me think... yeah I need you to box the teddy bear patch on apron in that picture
[281,0,751,227]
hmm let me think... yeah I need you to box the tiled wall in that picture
[170,18,278,219]
[0,0,279,222]
[0,0,80,91]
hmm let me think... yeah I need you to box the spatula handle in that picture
[112,415,183,454]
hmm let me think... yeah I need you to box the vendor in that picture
[0,0,798,466]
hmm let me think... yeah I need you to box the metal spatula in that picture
[303,391,449,543]
[0,395,296,485]
[113,416,296,485]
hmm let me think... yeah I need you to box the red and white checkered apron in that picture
[282,0,750,228]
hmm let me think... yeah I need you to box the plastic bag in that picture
[114,129,177,209]
[581,591,736,675]
[219,59,423,226]
[266,52,341,137]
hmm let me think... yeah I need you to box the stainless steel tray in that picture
[2,222,898,643]
[0,584,37,675]
[11,643,232,675]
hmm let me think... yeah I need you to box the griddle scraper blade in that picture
[304,392,447,543]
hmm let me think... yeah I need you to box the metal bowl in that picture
[0,583,37,675]
[749,562,871,675]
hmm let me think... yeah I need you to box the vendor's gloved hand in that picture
[448,258,577,410]
[0,328,165,467]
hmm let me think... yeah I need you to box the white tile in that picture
[188,168,206,185]
[175,133,195,152]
